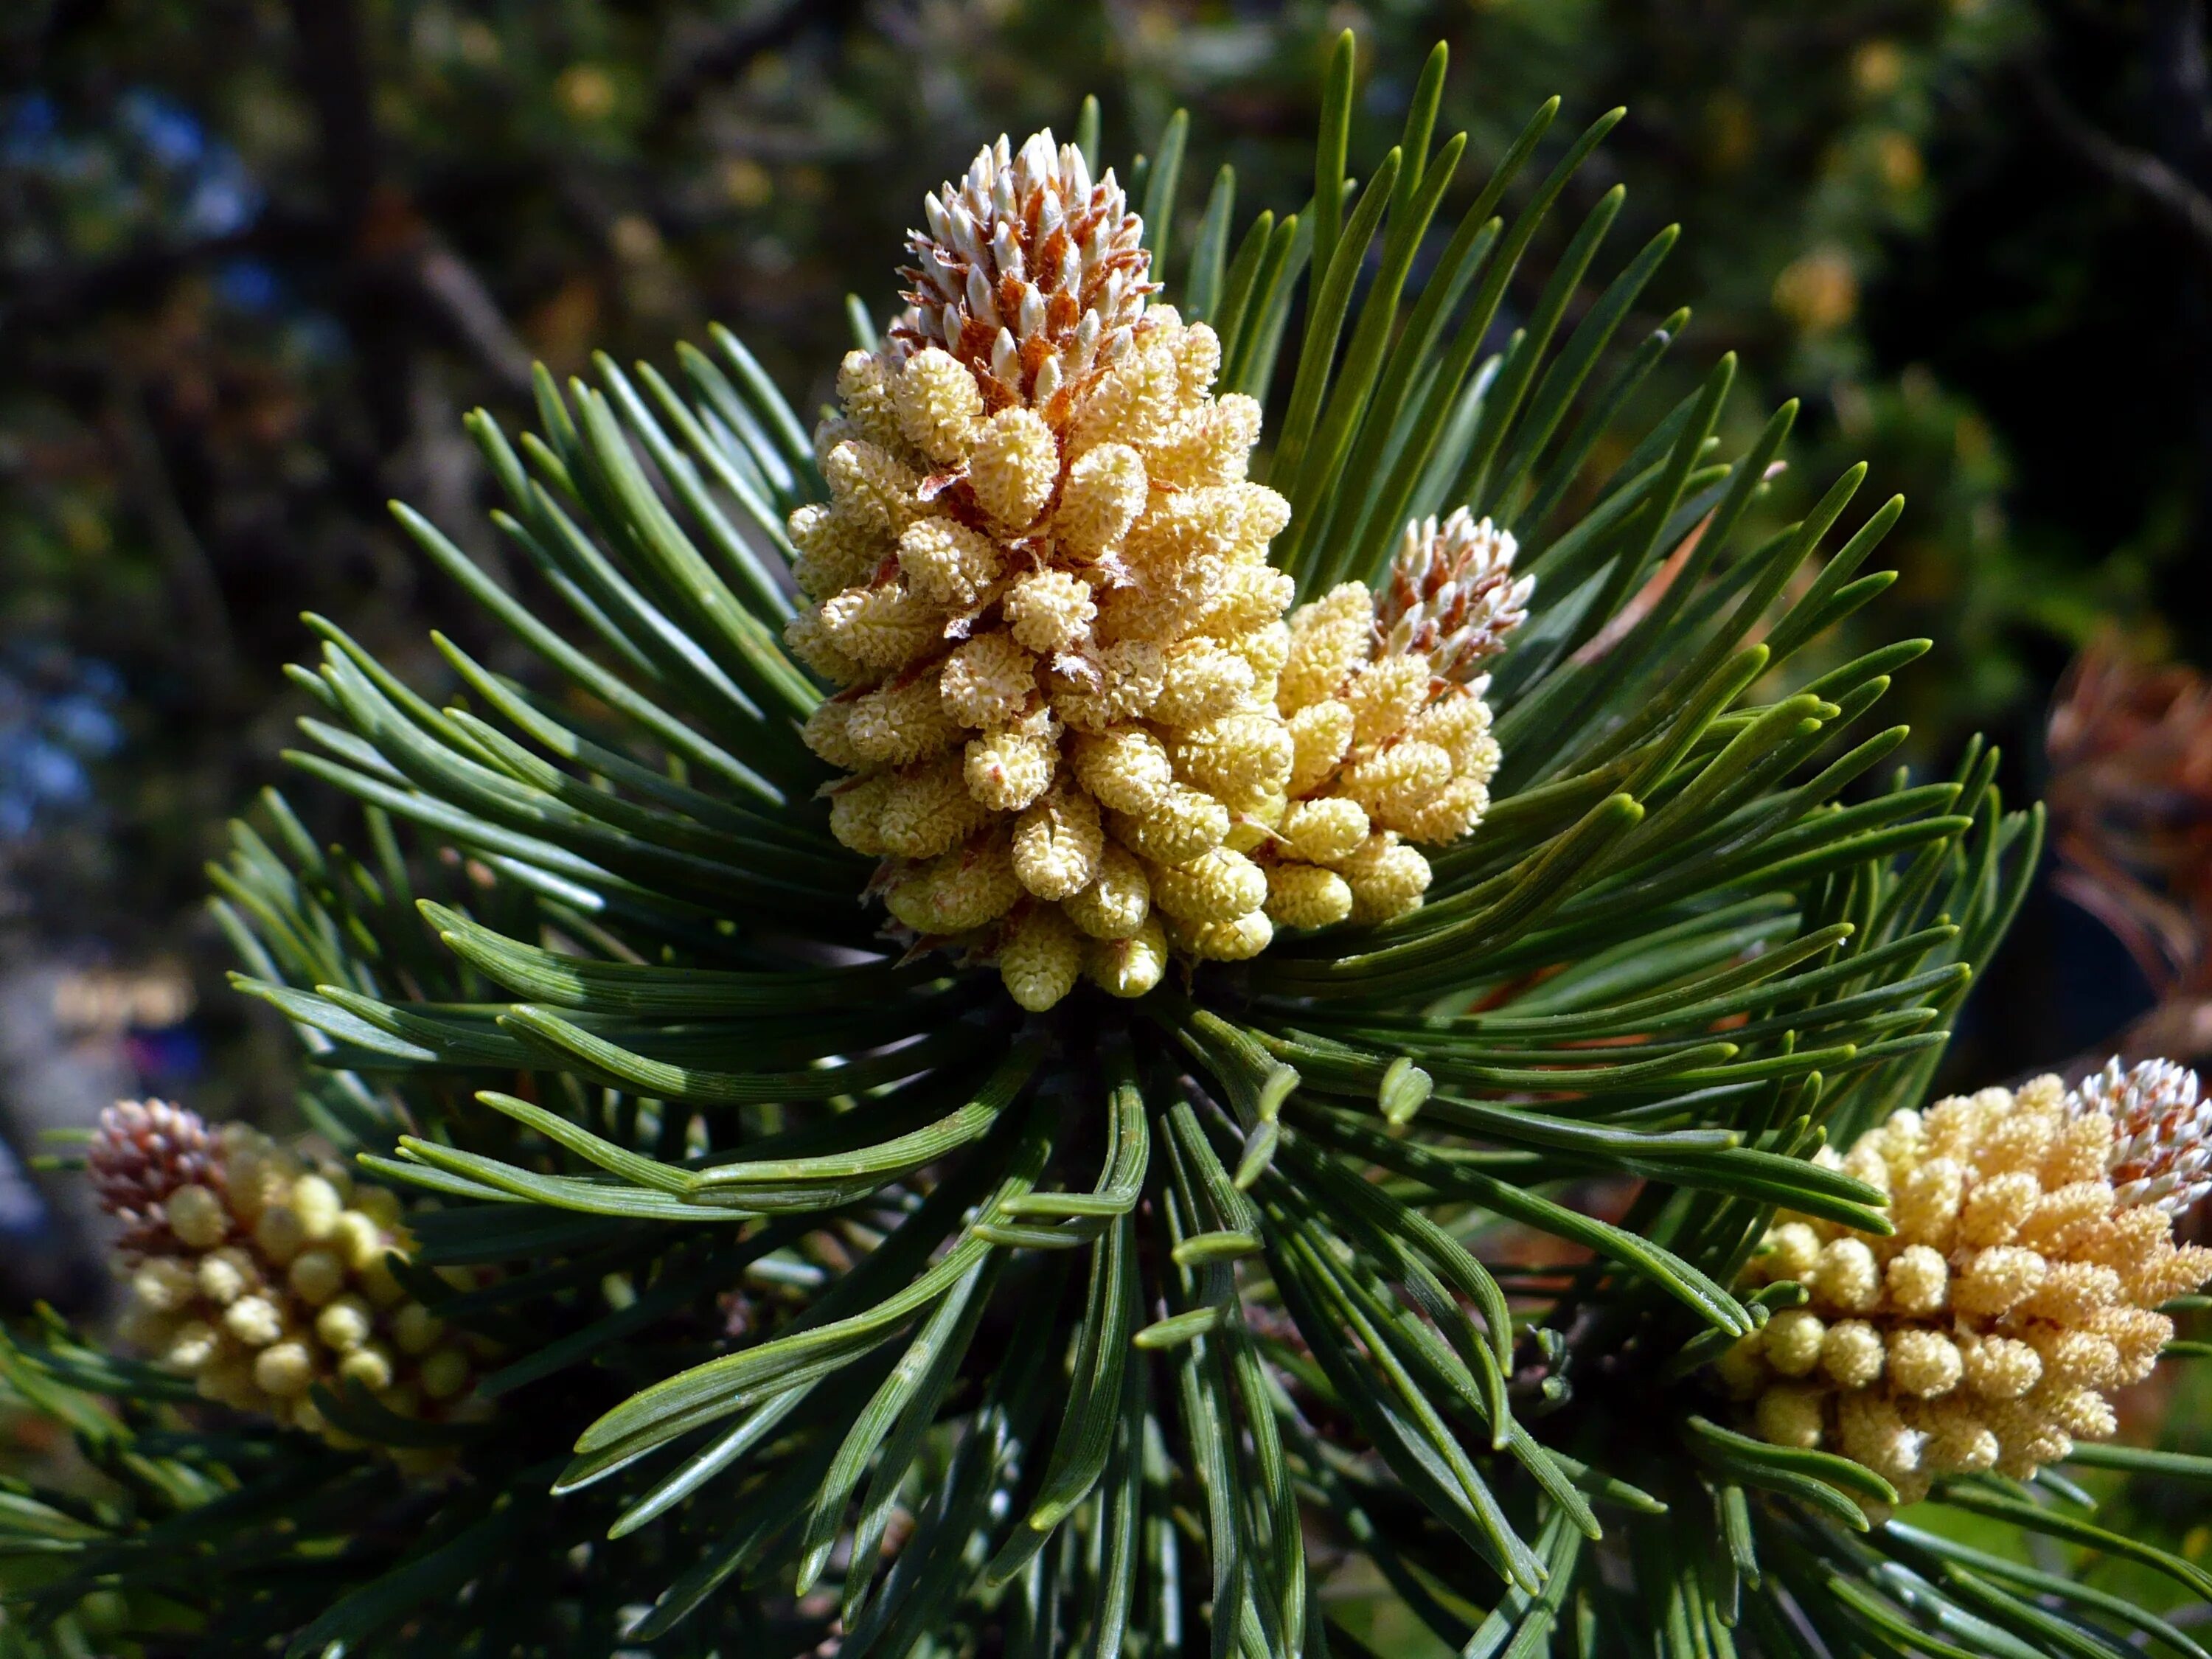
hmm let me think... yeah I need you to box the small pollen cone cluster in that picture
[90,1100,484,1469]
[1722,1062,2212,1510]
[1262,510,1532,932]
[790,129,1300,1010]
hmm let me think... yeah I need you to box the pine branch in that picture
[5,40,2202,1658]
[2017,58,2212,271]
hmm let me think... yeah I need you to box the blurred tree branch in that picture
[408,242,534,394]
[2018,66,2212,266]
[2017,11,2212,273]
[650,0,865,137]
[285,0,530,413]
[108,376,238,697]
[2149,0,2212,177]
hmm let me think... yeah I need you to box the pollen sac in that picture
[1071,727,1173,815]
[1165,908,1273,963]
[1057,444,1148,559]
[900,518,1002,609]
[1085,914,1168,998]
[964,721,1058,814]
[886,838,1020,936]
[998,905,1083,1012]
[970,408,1060,532]
[1005,568,1097,655]
[1063,841,1151,939]
[1151,846,1267,925]
[891,347,985,463]
[846,675,961,768]
[1257,508,1530,934]
[1012,789,1104,902]
[940,634,1039,729]
[787,136,1306,1006]
[1732,1060,2212,1509]
[875,759,990,860]
[1264,862,1353,930]
[1112,785,1231,867]
[1279,797,1368,866]
[1336,834,1434,926]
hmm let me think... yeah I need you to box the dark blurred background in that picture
[4,0,2212,1306]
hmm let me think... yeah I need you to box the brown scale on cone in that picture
[792,128,1301,1009]
[1259,509,1533,934]
[1376,507,1536,681]
[1722,1061,2212,1514]
[87,1100,490,1473]
[2076,1056,2212,1214]
[88,1098,221,1262]
[891,129,1155,413]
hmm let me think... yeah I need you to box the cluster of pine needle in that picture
[4,35,2211,1659]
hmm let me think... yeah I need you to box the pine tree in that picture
[7,36,2211,1659]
